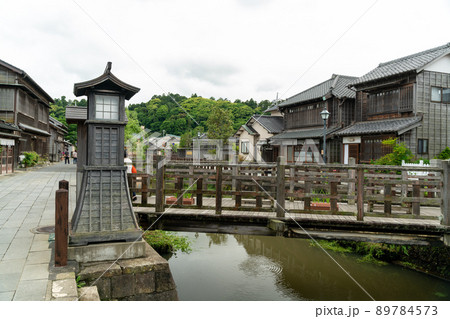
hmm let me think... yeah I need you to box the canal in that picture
[163,232,450,301]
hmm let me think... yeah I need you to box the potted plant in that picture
[309,188,336,211]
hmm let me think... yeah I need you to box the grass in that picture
[143,230,192,254]
[310,240,352,253]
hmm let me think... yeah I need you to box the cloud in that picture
[165,59,240,86]
[256,80,281,93]
[236,0,273,7]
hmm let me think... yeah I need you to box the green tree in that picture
[180,131,193,148]
[49,96,87,145]
[206,106,234,144]
[124,108,142,143]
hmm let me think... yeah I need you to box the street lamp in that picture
[320,108,330,163]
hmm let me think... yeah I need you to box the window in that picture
[0,68,15,84]
[241,141,249,154]
[0,88,14,111]
[418,139,428,154]
[444,88,450,103]
[95,95,119,120]
[431,87,450,103]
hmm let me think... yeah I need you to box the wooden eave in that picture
[73,63,140,100]
[0,59,54,105]
[351,72,416,92]
[279,95,333,112]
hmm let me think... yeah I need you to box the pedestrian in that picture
[64,151,70,164]
[72,150,77,164]
[125,158,137,201]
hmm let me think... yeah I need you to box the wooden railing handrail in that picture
[127,158,448,225]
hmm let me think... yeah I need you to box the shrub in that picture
[22,151,40,167]
[143,230,191,254]
[436,147,450,160]
[374,138,413,166]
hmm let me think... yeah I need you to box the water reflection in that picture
[166,232,450,301]
[205,233,228,247]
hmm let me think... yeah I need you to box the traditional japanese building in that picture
[271,74,357,163]
[339,42,450,162]
[0,59,53,169]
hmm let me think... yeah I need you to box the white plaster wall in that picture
[424,54,450,74]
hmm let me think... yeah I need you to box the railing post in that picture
[347,157,356,205]
[255,170,263,208]
[215,165,222,214]
[412,181,420,217]
[155,155,165,212]
[276,156,286,217]
[197,177,203,208]
[330,181,338,214]
[356,166,364,221]
[142,175,148,205]
[384,184,392,216]
[59,180,69,191]
[189,165,194,187]
[235,166,242,208]
[176,177,183,206]
[442,160,450,246]
[289,167,295,202]
[232,155,238,200]
[304,167,311,210]
[55,182,68,267]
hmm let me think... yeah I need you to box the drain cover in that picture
[32,225,55,234]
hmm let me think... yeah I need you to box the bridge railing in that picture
[127,156,449,225]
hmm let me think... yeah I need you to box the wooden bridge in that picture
[128,157,450,246]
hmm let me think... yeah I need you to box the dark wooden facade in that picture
[350,71,450,162]
[0,59,53,166]
[274,74,357,163]
[336,43,450,163]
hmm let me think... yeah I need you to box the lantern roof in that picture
[73,62,140,100]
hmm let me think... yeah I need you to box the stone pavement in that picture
[0,162,76,301]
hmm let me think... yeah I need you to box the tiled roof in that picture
[49,116,68,132]
[335,117,422,136]
[271,127,340,140]
[265,104,279,112]
[278,74,357,108]
[0,120,20,132]
[18,123,50,136]
[0,59,54,104]
[251,115,284,134]
[350,43,450,86]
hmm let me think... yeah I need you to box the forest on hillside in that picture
[127,93,271,136]
[50,93,273,146]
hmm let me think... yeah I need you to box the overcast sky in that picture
[2,0,450,105]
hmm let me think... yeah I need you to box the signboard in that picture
[343,136,361,144]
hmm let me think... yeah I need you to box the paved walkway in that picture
[0,162,76,301]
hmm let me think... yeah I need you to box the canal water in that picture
[164,232,450,301]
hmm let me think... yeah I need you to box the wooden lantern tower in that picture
[70,62,141,245]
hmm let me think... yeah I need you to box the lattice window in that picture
[95,95,119,120]
[94,127,119,165]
